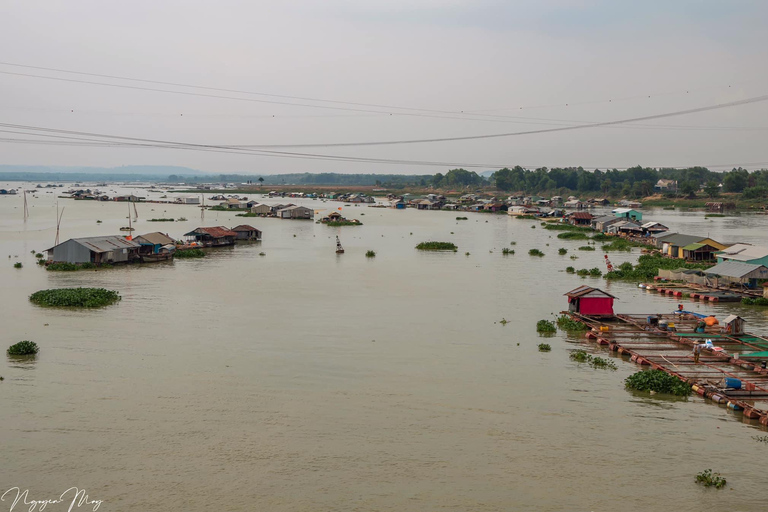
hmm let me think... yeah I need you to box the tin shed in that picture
[565,286,616,316]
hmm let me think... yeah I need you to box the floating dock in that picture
[565,311,768,425]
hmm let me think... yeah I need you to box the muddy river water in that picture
[2,183,767,511]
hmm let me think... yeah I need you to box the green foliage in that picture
[324,220,363,226]
[7,340,39,356]
[37,258,46,266]
[704,180,720,198]
[80,262,95,269]
[46,262,80,271]
[591,233,612,241]
[606,254,711,280]
[536,320,556,333]
[13,262,22,268]
[625,369,691,396]
[34,252,43,258]
[177,217,187,221]
[752,435,768,444]
[235,212,260,217]
[565,266,575,273]
[695,469,727,489]
[543,223,592,232]
[529,249,545,257]
[416,241,457,251]
[365,250,376,258]
[578,246,595,251]
[558,248,568,255]
[456,216,468,220]
[557,315,588,331]
[742,297,768,306]
[538,343,552,352]
[557,232,590,240]
[601,239,636,251]
[147,218,175,222]
[175,249,206,258]
[502,248,515,255]
[569,350,617,370]
[29,288,121,308]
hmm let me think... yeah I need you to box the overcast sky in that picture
[1,0,767,174]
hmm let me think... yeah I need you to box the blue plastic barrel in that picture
[725,378,742,389]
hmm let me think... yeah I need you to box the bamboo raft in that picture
[565,311,768,425]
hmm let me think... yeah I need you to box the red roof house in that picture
[569,211,594,226]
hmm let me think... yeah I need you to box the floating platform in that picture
[564,311,768,425]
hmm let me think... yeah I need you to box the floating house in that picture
[134,232,176,261]
[114,194,144,202]
[565,286,616,316]
[654,233,726,259]
[612,208,643,221]
[569,211,594,226]
[704,261,768,288]
[641,221,669,235]
[716,244,768,267]
[184,226,237,247]
[591,215,622,232]
[47,236,141,264]
[175,195,200,205]
[276,205,314,219]
[250,204,271,215]
[231,224,262,241]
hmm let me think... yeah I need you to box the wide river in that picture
[2,183,768,511]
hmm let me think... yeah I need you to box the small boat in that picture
[119,227,135,231]
[335,236,344,254]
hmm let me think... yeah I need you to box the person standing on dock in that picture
[693,342,703,364]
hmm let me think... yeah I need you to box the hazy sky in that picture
[1,0,767,174]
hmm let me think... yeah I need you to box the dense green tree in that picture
[723,168,749,193]
[704,181,720,198]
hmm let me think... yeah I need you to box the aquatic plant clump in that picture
[695,469,727,489]
[46,262,80,271]
[29,288,121,308]
[456,217,468,220]
[416,242,458,251]
[577,246,595,251]
[543,224,592,232]
[13,262,22,268]
[742,297,768,306]
[538,343,552,352]
[558,248,568,255]
[7,340,39,356]
[147,218,175,222]
[557,315,588,331]
[175,249,206,258]
[501,248,515,255]
[569,350,617,370]
[529,249,545,257]
[625,369,691,396]
[324,221,363,226]
[366,250,376,258]
[565,266,575,273]
[605,254,712,281]
[557,232,590,240]
[536,320,556,333]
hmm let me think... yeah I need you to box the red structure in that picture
[565,286,616,316]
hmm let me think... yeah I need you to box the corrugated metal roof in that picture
[570,212,594,219]
[660,234,703,247]
[135,232,175,246]
[704,261,768,278]
[564,286,617,299]
[719,243,768,261]
[231,224,261,232]
[68,236,140,253]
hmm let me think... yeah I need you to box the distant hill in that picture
[0,165,206,175]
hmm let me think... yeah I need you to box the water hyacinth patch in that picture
[29,288,121,308]
[7,341,39,356]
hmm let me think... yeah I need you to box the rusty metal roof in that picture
[184,226,237,238]
[570,212,594,220]
[63,236,140,253]
[231,225,261,232]
[564,285,617,299]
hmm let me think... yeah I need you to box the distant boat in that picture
[335,236,344,254]
[119,227,135,231]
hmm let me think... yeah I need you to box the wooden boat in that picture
[335,236,344,254]
[119,227,135,231]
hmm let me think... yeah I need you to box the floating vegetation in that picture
[601,239,651,252]
[565,266,575,273]
[531,225,536,229]
[704,214,726,218]
[529,249,545,257]
[29,288,121,308]
[416,241,458,251]
[538,343,552,352]
[752,435,768,444]
[558,248,568,255]
[591,233,612,241]
[177,217,188,221]
[7,340,39,356]
[325,220,363,226]
[569,350,617,370]
[499,318,508,325]
[557,315,587,331]
[96,220,102,223]
[606,254,711,281]
[46,262,80,271]
[147,218,175,222]
[13,262,22,268]
[502,248,515,255]
[34,252,43,258]
[625,369,691,396]
[259,252,266,256]
[557,232,590,240]
[576,267,603,277]
[543,224,592,232]
[577,246,595,251]
[175,249,206,258]
[742,297,768,306]
[365,250,376,258]
[536,319,556,333]
[37,259,46,266]
[695,469,727,489]
[456,216,468,220]
[510,241,517,245]
[235,212,260,217]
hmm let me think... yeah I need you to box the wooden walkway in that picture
[566,311,768,425]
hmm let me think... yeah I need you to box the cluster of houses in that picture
[382,193,643,213]
[0,188,18,195]
[45,225,263,266]
[214,196,315,219]
[65,189,202,204]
